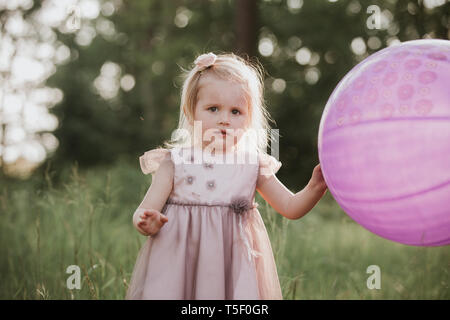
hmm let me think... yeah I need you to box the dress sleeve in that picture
[258,152,282,178]
[139,148,171,175]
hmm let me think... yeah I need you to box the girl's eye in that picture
[208,106,241,115]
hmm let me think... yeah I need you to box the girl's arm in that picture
[256,164,327,220]
[132,156,174,231]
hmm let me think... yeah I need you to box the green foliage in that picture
[42,0,449,189]
[1,162,448,299]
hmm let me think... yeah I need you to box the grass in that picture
[0,159,448,299]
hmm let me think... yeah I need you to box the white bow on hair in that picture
[194,52,217,71]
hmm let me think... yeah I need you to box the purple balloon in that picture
[318,39,450,246]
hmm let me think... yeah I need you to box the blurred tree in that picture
[256,0,449,188]
[2,0,448,190]
[46,0,237,179]
[235,0,258,57]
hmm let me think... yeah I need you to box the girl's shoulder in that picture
[139,147,174,175]
[257,151,282,177]
[139,146,281,177]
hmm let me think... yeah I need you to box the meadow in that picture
[1,158,448,300]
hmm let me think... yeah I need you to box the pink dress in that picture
[125,145,283,300]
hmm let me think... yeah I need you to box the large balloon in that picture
[318,39,450,246]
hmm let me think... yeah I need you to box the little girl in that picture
[126,52,328,300]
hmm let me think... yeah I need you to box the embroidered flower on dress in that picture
[186,175,195,184]
[206,180,216,190]
[229,196,257,215]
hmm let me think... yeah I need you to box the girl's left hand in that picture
[308,163,328,196]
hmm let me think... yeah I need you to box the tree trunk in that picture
[234,0,258,59]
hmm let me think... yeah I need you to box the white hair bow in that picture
[194,52,217,71]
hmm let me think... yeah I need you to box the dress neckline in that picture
[175,145,258,165]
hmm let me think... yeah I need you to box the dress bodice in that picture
[139,145,282,208]
[167,146,259,206]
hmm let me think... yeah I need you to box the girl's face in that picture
[193,74,250,152]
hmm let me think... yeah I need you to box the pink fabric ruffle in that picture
[139,148,171,175]
[258,153,282,177]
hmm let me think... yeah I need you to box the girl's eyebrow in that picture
[206,103,243,109]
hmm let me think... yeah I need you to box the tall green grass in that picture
[0,159,448,299]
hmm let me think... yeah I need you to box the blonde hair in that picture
[159,51,278,155]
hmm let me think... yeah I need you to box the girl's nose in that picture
[219,113,230,126]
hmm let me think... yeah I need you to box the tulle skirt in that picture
[125,203,283,300]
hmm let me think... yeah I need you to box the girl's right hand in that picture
[137,210,169,236]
